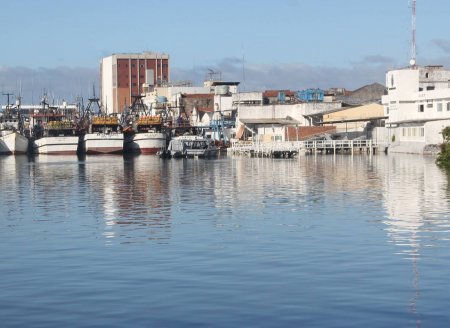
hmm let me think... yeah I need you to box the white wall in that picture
[237,102,341,127]
[101,56,114,114]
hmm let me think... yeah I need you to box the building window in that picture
[402,128,406,137]
[447,102,450,111]
[427,103,433,108]
[427,86,435,91]
[419,128,425,137]
[418,104,424,112]
[437,103,443,112]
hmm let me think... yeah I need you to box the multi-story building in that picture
[100,52,169,114]
[382,65,450,153]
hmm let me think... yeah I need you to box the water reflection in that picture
[380,154,450,259]
[3,153,450,249]
[80,154,173,244]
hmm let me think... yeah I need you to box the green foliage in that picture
[442,126,450,142]
[437,126,450,168]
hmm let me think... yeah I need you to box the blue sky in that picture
[2,0,450,103]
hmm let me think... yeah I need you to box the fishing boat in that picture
[0,96,29,155]
[163,135,218,158]
[31,99,80,155]
[82,115,123,154]
[123,115,166,154]
[123,95,167,154]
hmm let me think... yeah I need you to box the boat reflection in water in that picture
[84,154,173,243]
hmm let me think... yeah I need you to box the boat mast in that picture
[2,92,14,112]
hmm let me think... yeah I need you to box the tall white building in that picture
[100,52,169,114]
[382,65,450,153]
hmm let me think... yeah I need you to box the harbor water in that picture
[1,153,450,327]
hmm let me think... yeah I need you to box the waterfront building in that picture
[234,91,342,141]
[100,52,170,114]
[321,103,387,142]
[142,79,239,127]
[382,65,450,154]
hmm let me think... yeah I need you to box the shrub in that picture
[436,126,450,168]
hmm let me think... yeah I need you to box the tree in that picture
[436,126,450,168]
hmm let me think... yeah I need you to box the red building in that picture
[101,52,170,113]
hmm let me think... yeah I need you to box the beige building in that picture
[322,103,386,133]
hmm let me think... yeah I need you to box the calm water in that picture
[1,153,450,327]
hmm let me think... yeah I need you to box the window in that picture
[272,135,282,142]
[437,103,443,112]
[418,104,424,112]
[427,103,433,108]
[427,86,435,91]
[447,102,450,111]
[419,128,425,137]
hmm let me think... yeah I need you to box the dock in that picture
[230,140,381,157]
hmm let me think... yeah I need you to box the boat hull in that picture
[83,133,123,154]
[34,136,79,155]
[185,148,218,158]
[0,131,29,155]
[124,132,166,154]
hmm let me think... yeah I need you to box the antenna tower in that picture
[410,0,417,67]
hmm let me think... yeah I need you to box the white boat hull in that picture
[34,136,79,155]
[0,131,29,155]
[83,133,123,154]
[124,132,166,154]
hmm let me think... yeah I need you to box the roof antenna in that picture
[410,0,417,67]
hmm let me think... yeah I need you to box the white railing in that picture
[231,139,379,156]
[303,139,373,149]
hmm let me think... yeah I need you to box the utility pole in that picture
[410,0,417,67]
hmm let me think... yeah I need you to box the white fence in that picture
[230,140,381,157]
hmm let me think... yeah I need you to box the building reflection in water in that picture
[81,154,173,244]
[380,154,450,327]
